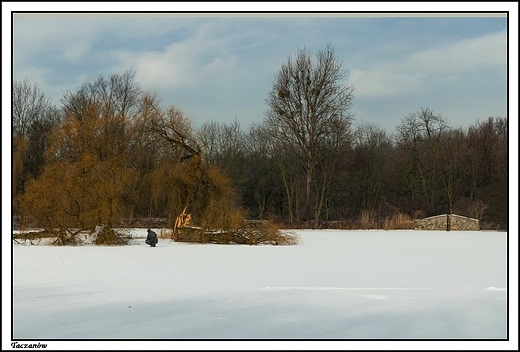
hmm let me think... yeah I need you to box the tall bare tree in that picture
[396,107,449,213]
[264,44,354,225]
[244,124,283,220]
[352,124,392,212]
[436,128,468,214]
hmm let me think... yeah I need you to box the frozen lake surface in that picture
[9,229,512,349]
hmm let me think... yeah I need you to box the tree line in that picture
[12,46,508,235]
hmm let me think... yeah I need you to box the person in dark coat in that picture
[145,228,158,247]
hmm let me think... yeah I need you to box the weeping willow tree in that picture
[146,104,244,234]
[19,100,135,245]
[18,71,141,245]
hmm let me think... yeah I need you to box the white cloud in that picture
[13,66,52,85]
[204,55,238,73]
[13,15,97,64]
[114,48,190,90]
[348,29,506,99]
[13,14,194,70]
[111,21,243,90]
[407,29,507,72]
[63,41,91,63]
[10,14,508,132]
[348,69,423,98]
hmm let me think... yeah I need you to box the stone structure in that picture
[414,214,479,231]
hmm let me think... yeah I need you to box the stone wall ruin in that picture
[414,214,479,231]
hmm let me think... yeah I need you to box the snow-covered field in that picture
[7,229,517,350]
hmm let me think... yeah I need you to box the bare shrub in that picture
[235,221,300,245]
[50,229,80,246]
[468,199,487,221]
[276,230,301,246]
[94,226,131,245]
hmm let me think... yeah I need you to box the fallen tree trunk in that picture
[171,221,300,246]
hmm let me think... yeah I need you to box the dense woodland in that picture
[12,47,508,235]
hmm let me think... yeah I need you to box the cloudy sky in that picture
[6,4,514,134]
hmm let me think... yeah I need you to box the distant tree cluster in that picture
[200,110,507,230]
[12,46,508,241]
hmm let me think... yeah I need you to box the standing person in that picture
[145,228,158,247]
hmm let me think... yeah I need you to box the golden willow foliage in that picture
[146,106,247,232]
[21,120,133,244]
[149,161,243,228]
[20,96,134,244]
[198,166,244,231]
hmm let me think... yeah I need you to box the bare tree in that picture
[12,79,58,199]
[197,119,247,179]
[244,124,284,220]
[13,79,50,136]
[465,116,507,228]
[396,107,449,213]
[352,124,392,213]
[61,69,141,122]
[468,199,487,222]
[264,44,355,225]
[436,128,468,215]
